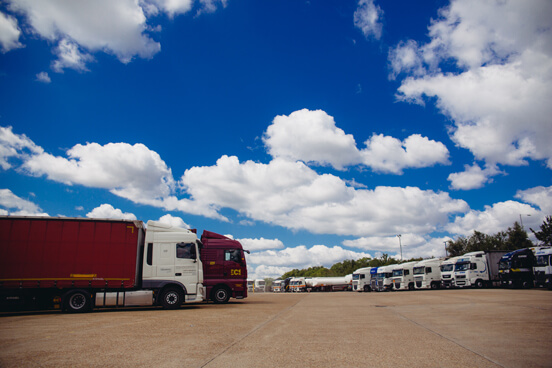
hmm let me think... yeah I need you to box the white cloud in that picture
[146,0,193,17]
[515,186,552,215]
[0,10,23,52]
[157,213,190,229]
[0,125,43,170]
[263,109,361,170]
[181,155,468,236]
[446,200,542,236]
[353,0,383,40]
[394,0,552,171]
[248,265,292,280]
[22,142,175,199]
[0,189,48,216]
[361,134,450,174]
[35,71,51,83]
[263,109,450,173]
[248,245,372,269]
[86,204,137,220]
[447,163,502,190]
[52,38,94,72]
[238,237,284,251]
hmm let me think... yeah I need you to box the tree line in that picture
[274,216,552,281]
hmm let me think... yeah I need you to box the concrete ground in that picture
[0,288,551,368]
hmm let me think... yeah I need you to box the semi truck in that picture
[413,258,444,289]
[440,255,463,288]
[272,280,282,292]
[0,216,205,312]
[499,248,537,288]
[534,247,552,289]
[352,267,377,292]
[453,250,507,288]
[199,230,248,303]
[374,265,394,291]
[309,276,351,292]
[391,261,417,291]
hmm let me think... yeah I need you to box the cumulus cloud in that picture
[446,200,542,236]
[263,109,450,173]
[181,155,468,236]
[354,0,383,40]
[393,0,552,171]
[157,213,190,229]
[0,189,48,216]
[35,71,51,83]
[238,237,284,251]
[248,245,372,269]
[0,125,43,170]
[86,204,137,220]
[0,10,23,52]
[263,109,361,170]
[361,134,450,174]
[515,186,552,215]
[448,163,502,190]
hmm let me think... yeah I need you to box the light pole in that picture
[444,241,448,257]
[397,234,402,260]
[519,214,531,229]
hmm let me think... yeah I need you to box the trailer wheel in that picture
[211,286,231,304]
[64,290,92,313]
[159,287,184,309]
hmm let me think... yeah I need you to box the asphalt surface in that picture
[0,288,551,368]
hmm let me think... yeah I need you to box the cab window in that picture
[225,249,242,263]
[177,242,196,259]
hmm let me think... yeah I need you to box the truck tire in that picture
[475,279,484,288]
[408,283,415,291]
[363,285,371,292]
[431,282,439,290]
[159,287,184,309]
[64,290,92,313]
[211,286,231,304]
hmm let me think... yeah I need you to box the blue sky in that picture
[1,0,551,279]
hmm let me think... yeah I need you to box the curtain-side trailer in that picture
[0,216,204,312]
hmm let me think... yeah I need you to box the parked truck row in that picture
[273,275,353,293]
[0,216,249,312]
[347,248,552,293]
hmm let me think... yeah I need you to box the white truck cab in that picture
[375,265,395,291]
[534,247,552,289]
[440,256,462,288]
[391,261,418,291]
[352,267,374,292]
[413,258,444,289]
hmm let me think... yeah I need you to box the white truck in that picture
[391,261,418,291]
[289,277,307,292]
[440,256,463,288]
[352,267,376,292]
[272,280,282,292]
[454,250,507,288]
[375,265,395,291]
[413,258,444,290]
[309,276,351,292]
[254,279,266,292]
[534,247,552,289]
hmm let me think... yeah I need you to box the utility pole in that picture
[397,234,402,260]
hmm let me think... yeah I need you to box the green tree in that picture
[531,215,552,246]
[505,221,533,250]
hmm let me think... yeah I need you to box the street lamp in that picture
[397,234,402,260]
[519,214,531,229]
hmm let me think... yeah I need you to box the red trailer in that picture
[200,230,248,303]
[0,216,204,312]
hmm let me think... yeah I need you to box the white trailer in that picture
[454,250,507,288]
[375,265,395,291]
[413,258,444,289]
[352,267,375,292]
[391,261,418,291]
[440,256,462,288]
[309,276,350,291]
[533,247,552,289]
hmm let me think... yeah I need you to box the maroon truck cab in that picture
[200,230,248,303]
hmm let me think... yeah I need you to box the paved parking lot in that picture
[1,289,551,367]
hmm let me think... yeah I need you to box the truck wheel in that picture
[522,281,533,289]
[475,279,484,288]
[159,287,184,309]
[64,290,92,313]
[430,282,439,290]
[408,283,415,291]
[211,286,231,304]
[363,285,371,292]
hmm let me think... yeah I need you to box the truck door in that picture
[223,249,245,280]
[175,242,200,294]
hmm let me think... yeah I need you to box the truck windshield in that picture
[392,269,403,277]
[499,260,510,270]
[455,262,470,271]
[413,267,424,275]
[536,255,549,267]
[353,274,360,280]
[441,264,453,272]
